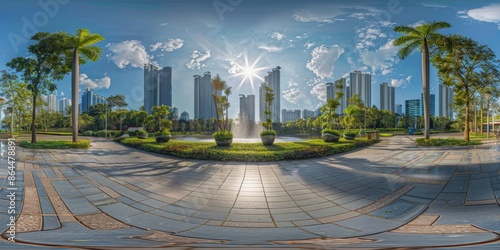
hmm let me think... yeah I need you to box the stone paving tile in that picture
[76,213,129,230]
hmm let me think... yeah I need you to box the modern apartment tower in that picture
[259,66,281,123]
[421,93,436,117]
[81,88,106,113]
[42,94,57,112]
[144,64,172,114]
[327,78,348,114]
[349,71,371,107]
[194,71,218,120]
[405,99,421,117]
[439,84,454,119]
[281,109,301,123]
[58,98,71,115]
[239,94,255,124]
[380,82,395,113]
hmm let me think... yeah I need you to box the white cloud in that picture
[304,42,315,50]
[150,38,184,52]
[422,3,447,8]
[271,32,286,41]
[310,82,327,102]
[381,69,392,75]
[228,61,241,75]
[160,22,168,26]
[288,80,299,87]
[306,45,344,79]
[390,75,412,88]
[411,20,426,27]
[359,39,399,75]
[106,40,152,69]
[186,50,211,69]
[296,33,309,39]
[283,88,305,104]
[356,27,386,50]
[292,7,346,23]
[79,74,111,90]
[258,45,285,52]
[59,91,64,96]
[465,4,500,28]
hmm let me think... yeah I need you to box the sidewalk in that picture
[1,135,499,248]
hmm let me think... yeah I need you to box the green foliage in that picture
[35,131,73,136]
[322,129,340,136]
[213,131,233,140]
[119,138,380,162]
[83,130,94,136]
[260,130,277,136]
[343,132,357,137]
[379,133,394,137]
[415,138,481,146]
[263,86,275,130]
[20,140,90,149]
[136,130,148,138]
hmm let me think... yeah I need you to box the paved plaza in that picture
[1,135,500,248]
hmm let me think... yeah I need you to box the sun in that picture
[231,51,269,92]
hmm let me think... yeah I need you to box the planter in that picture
[215,138,232,147]
[366,131,379,140]
[155,135,171,143]
[322,133,340,142]
[260,134,276,146]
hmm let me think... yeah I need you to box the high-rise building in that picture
[326,81,346,114]
[421,93,436,117]
[380,82,395,113]
[302,109,315,119]
[180,111,190,121]
[239,94,255,124]
[405,99,420,117]
[58,98,71,115]
[259,66,281,123]
[396,104,403,115]
[281,109,301,123]
[349,71,371,107]
[439,84,454,119]
[171,107,179,120]
[81,88,105,113]
[194,71,218,120]
[326,82,335,100]
[144,64,172,114]
[42,94,57,112]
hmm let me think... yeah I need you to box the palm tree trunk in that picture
[72,49,79,143]
[422,39,430,140]
[31,95,37,143]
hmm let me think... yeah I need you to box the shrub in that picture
[95,131,106,137]
[213,131,233,140]
[126,130,137,137]
[415,138,481,146]
[20,140,90,149]
[358,129,366,135]
[136,130,148,138]
[322,129,340,136]
[344,132,356,137]
[83,131,94,136]
[260,130,277,136]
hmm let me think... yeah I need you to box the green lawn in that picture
[119,137,380,162]
[415,138,482,146]
[20,140,91,149]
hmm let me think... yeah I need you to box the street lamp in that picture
[485,90,491,139]
[105,99,108,138]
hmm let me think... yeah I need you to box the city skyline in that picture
[1,1,499,119]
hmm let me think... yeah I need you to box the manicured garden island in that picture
[117,136,380,162]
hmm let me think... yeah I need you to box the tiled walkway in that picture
[1,135,500,248]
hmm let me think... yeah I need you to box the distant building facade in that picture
[180,111,190,121]
[380,82,395,113]
[421,93,436,117]
[42,94,57,112]
[58,98,71,115]
[281,109,301,123]
[259,66,281,123]
[405,99,420,117]
[302,109,315,119]
[194,71,218,120]
[439,84,454,119]
[144,64,172,114]
[349,71,371,107]
[81,88,106,113]
[239,94,255,124]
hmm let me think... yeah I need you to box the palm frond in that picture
[79,46,102,61]
[80,33,105,47]
[397,40,420,59]
[426,21,452,33]
[393,35,419,46]
[393,25,418,36]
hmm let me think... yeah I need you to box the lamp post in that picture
[105,100,108,138]
[485,90,491,139]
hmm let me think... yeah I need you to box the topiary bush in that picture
[322,129,340,136]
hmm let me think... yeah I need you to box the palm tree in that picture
[68,29,104,142]
[211,74,227,132]
[393,21,451,139]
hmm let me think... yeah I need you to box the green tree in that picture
[211,74,232,133]
[320,99,340,129]
[151,105,172,133]
[432,35,500,141]
[263,86,275,131]
[67,29,105,142]
[0,70,31,135]
[106,94,128,111]
[393,21,451,139]
[7,32,72,143]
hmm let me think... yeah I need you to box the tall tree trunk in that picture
[464,99,470,141]
[422,39,430,140]
[72,49,79,142]
[31,95,37,143]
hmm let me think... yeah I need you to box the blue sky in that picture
[1,0,500,119]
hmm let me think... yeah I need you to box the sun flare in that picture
[231,51,269,92]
